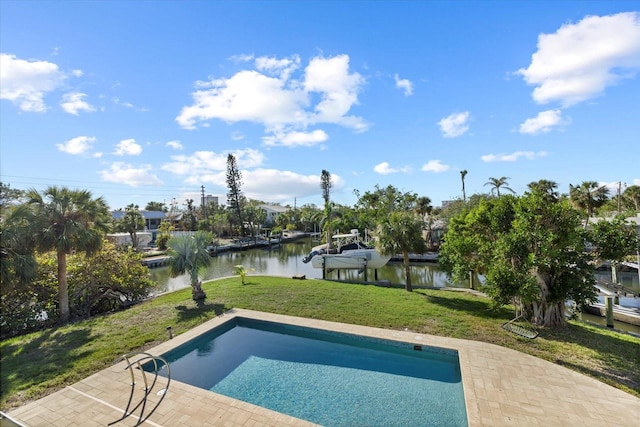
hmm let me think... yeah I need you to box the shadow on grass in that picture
[1,327,94,401]
[175,301,227,323]
[416,290,513,320]
[538,323,640,389]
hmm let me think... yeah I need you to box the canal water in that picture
[150,237,463,294]
[150,236,640,333]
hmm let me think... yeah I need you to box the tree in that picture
[167,231,212,301]
[415,196,433,247]
[244,201,267,237]
[460,170,468,202]
[35,240,155,318]
[145,201,167,212]
[439,193,597,327]
[115,204,145,250]
[27,187,110,322]
[527,179,559,202]
[182,199,197,231]
[226,154,245,235]
[320,170,333,248]
[590,216,639,284]
[484,176,515,197]
[569,181,609,227]
[375,210,426,292]
[622,185,640,212]
[0,203,37,288]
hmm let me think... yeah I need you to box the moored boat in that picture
[303,230,391,270]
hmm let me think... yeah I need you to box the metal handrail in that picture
[108,352,171,426]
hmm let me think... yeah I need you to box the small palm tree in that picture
[167,231,213,301]
[234,265,247,285]
[484,176,515,197]
[375,211,427,292]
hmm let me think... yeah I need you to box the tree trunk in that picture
[191,280,207,301]
[57,251,70,322]
[403,252,412,292]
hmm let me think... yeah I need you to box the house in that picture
[258,204,289,225]
[111,210,167,241]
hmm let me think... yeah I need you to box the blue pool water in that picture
[148,318,468,427]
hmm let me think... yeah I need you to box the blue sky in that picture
[1,1,639,211]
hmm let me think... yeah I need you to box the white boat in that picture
[302,230,391,270]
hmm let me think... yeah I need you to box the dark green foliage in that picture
[440,193,598,326]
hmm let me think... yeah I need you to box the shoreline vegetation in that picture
[1,275,639,411]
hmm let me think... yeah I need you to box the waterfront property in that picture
[6,309,639,426]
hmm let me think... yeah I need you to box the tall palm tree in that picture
[415,196,433,246]
[460,170,468,202]
[167,231,212,301]
[375,211,427,292]
[484,176,515,197]
[569,181,609,227]
[320,170,333,249]
[27,186,110,322]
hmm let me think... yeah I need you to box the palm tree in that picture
[569,181,609,227]
[484,176,515,197]
[0,203,38,287]
[460,170,468,202]
[117,204,145,250]
[622,185,640,212]
[167,231,212,301]
[320,170,333,249]
[415,196,433,247]
[527,179,559,202]
[27,186,110,322]
[375,211,427,292]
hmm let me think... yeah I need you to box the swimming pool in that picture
[148,317,468,426]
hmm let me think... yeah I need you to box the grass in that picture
[1,275,639,410]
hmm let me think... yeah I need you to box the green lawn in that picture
[1,275,639,410]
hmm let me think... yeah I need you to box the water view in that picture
[150,237,463,294]
[150,237,640,334]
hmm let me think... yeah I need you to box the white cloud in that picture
[176,54,368,141]
[632,178,640,186]
[166,140,183,150]
[113,139,142,156]
[255,54,300,80]
[161,148,265,176]
[374,162,397,175]
[112,97,134,108]
[0,53,67,112]
[519,109,569,134]
[394,74,413,96]
[56,136,97,155]
[517,12,640,107]
[99,162,162,186]
[60,92,95,115]
[438,111,470,138]
[263,129,328,147]
[231,131,245,141]
[373,162,411,175]
[421,160,450,173]
[481,151,548,162]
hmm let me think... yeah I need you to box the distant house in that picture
[111,210,167,241]
[259,204,289,225]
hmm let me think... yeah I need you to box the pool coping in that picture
[8,308,640,426]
